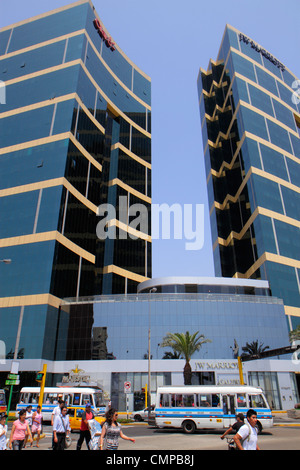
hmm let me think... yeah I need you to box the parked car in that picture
[132,405,155,422]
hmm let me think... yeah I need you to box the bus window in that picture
[171,394,183,407]
[94,393,102,407]
[82,394,93,406]
[0,392,5,406]
[160,394,170,407]
[73,393,81,406]
[249,394,267,408]
[212,394,221,407]
[237,394,247,407]
[45,394,58,404]
[182,395,194,407]
[64,394,73,406]
[199,395,212,407]
[30,393,39,404]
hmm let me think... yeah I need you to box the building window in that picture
[248,371,281,409]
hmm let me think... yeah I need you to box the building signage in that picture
[194,361,238,370]
[239,33,285,72]
[93,19,116,51]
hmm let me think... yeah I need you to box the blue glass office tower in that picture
[198,25,300,331]
[0,1,151,361]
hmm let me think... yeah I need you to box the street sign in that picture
[124,381,131,393]
[7,374,19,380]
[5,379,20,386]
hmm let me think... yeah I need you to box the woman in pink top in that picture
[31,405,43,447]
[9,409,32,450]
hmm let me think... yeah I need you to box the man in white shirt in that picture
[53,406,71,450]
[234,409,260,450]
[51,400,65,449]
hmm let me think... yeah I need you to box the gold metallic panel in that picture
[102,264,149,283]
[0,177,98,215]
[215,206,300,248]
[81,61,151,139]
[0,231,95,264]
[2,58,150,137]
[234,252,300,280]
[0,131,102,175]
[108,178,151,204]
[111,142,151,170]
[107,219,151,242]
[0,293,61,309]
[212,165,300,214]
[285,306,300,318]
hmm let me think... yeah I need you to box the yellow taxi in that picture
[68,407,105,432]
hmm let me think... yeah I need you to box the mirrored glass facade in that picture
[60,291,288,361]
[0,1,151,361]
[198,25,300,330]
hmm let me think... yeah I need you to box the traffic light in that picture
[36,372,44,382]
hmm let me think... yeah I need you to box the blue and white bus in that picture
[16,387,105,420]
[155,385,273,434]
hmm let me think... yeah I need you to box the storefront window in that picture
[248,371,281,409]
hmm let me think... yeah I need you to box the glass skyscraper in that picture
[0,1,151,360]
[198,25,300,331]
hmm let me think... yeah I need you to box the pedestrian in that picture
[51,399,65,449]
[31,405,43,448]
[0,414,8,450]
[52,406,71,450]
[220,412,245,440]
[51,399,65,426]
[76,403,94,450]
[24,405,33,448]
[9,409,32,450]
[233,409,260,450]
[99,408,135,450]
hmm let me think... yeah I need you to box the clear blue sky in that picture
[1,0,299,279]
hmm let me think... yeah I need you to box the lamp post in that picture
[147,287,157,421]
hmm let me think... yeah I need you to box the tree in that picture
[160,331,211,385]
[289,325,300,343]
[241,340,269,359]
[162,351,182,359]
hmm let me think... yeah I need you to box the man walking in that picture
[53,406,71,450]
[76,403,94,450]
[233,409,260,450]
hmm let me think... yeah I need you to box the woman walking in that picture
[0,414,8,450]
[99,408,135,450]
[9,409,32,450]
[31,405,43,447]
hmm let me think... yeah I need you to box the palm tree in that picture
[160,331,211,385]
[289,325,300,343]
[162,351,182,359]
[241,340,269,359]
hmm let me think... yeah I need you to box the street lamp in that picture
[148,287,157,421]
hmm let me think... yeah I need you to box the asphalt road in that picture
[9,422,300,451]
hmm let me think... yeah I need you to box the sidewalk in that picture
[272,410,300,426]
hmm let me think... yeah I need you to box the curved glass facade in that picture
[198,25,300,329]
[60,292,288,361]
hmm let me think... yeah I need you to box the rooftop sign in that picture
[239,33,285,72]
[93,18,115,51]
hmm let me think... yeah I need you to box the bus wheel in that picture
[182,420,196,434]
